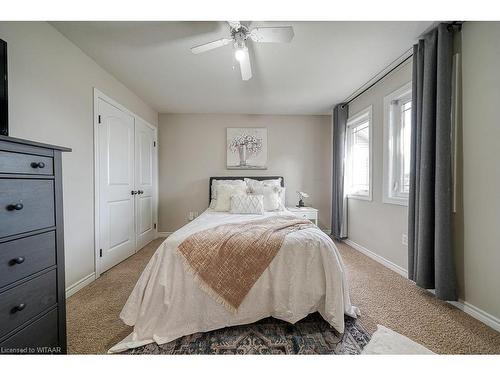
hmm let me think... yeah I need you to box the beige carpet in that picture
[66,238,500,354]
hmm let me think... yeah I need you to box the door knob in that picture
[131,190,137,195]
[138,190,144,195]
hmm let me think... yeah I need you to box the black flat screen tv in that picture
[0,39,7,136]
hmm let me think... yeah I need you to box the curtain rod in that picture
[342,49,413,107]
[340,21,463,108]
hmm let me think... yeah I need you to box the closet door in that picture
[134,118,156,250]
[98,98,136,273]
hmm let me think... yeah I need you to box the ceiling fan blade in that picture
[191,38,231,54]
[250,26,294,43]
[238,48,252,81]
[227,21,242,31]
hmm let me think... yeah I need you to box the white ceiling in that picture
[52,21,433,115]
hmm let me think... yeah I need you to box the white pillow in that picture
[210,179,247,208]
[244,178,285,211]
[260,185,285,211]
[211,179,246,200]
[244,178,282,192]
[213,184,247,211]
[230,194,264,215]
[279,187,286,207]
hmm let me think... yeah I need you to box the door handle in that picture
[131,190,138,195]
[138,190,144,195]
[7,203,24,211]
[10,256,25,266]
[11,303,27,313]
[30,161,46,169]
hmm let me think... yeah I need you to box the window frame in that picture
[383,82,412,206]
[345,105,373,201]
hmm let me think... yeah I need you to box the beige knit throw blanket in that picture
[177,215,315,312]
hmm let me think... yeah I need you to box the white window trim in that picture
[346,105,373,202]
[383,82,412,206]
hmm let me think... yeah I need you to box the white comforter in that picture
[109,209,359,353]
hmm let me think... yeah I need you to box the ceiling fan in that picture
[190,21,295,81]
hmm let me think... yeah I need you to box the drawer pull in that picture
[30,161,46,169]
[7,203,24,211]
[9,256,26,265]
[11,303,27,313]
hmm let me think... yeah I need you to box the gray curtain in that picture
[331,103,348,240]
[408,23,457,301]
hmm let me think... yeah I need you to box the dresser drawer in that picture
[0,151,54,175]
[0,231,56,289]
[0,308,59,353]
[0,179,55,238]
[0,270,57,338]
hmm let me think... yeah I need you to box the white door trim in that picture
[93,88,158,278]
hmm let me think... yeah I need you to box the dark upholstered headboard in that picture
[209,176,284,203]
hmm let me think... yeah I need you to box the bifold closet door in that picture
[98,98,136,273]
[134,118,156,250]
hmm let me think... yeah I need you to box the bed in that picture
[108,176,359,353]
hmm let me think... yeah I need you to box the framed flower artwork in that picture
[226,128,268,169]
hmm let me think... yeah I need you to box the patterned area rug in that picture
[124,313,371,354]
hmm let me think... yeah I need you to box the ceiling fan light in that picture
[234,47,246,62]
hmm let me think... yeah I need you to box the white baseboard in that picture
[448,300,500,332]
[66,272,96,298]
[344,238,500,333]
[343,239,408,278]
[157,231,172,238]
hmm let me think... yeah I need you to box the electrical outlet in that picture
[402,234,408,246]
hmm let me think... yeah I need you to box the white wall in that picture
[158,114,332,232]
[461,21,500,320]
[346,22,500,326]
[346,62,412,270]
[0,22,158,288]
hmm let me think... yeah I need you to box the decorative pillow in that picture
[279,187,286,207]
[230,194,264,214]
[244,178,285,211]
[260,185,284,211]
[213,184,247,212]
[211,179,246,200]
[210,179,247,208]
[244,178,282,192]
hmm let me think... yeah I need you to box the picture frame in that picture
[226,128,268,170]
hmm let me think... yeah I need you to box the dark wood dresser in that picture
[0,135,70,354]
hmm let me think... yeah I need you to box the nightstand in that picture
[286,207,318,225]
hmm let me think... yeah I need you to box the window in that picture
[383,82,412,205]
[346,106,372,200]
